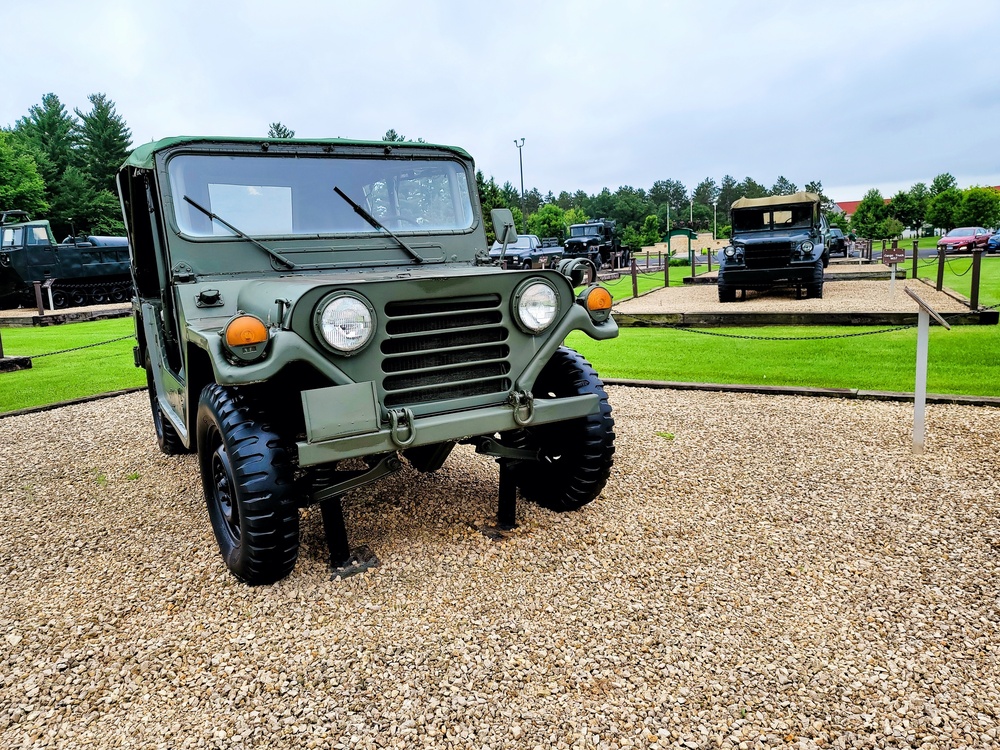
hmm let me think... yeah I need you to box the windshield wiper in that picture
[182,195,296,269]
[333,186,426,264]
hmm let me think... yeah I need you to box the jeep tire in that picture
[144,353,188,455]
[502,347,615,512]
[718,284,737,303]
[197,384,300,585]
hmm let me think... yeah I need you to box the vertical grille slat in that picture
[381,294,511,408]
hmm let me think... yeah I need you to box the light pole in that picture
[514,138,526,233]
[689,198,693,227]
[713,201,717,240]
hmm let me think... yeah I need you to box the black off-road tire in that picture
[144,354,188,455]
[806,258,825,299]
[718,285,737,303]
[197,384,300,585]
[502,347,615,512]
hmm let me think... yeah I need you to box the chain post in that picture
[631,258,638,299]
[33,281,45,316]
[936,247,946,291]
[971,248,982,310]
[912,240,919,280]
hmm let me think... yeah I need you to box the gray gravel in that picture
[614,279,968,315]
[2,388,999,749]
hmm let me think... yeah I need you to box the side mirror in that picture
[491,208,518,245]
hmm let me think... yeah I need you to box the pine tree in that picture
[268,122,295,138]
[75,93,132,194]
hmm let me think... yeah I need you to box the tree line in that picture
[4,103,997,247]
[850,174,1000,241]
[1,93,131,239]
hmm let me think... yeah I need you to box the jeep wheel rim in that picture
[210,443,240,542]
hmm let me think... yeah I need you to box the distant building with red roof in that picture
[836,186,1000,220]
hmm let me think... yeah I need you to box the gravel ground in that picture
[613,279,969,315]
[2,389,998,749]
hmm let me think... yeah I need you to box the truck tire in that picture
[196,384,299,585]
[718,285,736,303]
[502,347,615,512]
[806,259,824,299]
[144,354,188,455]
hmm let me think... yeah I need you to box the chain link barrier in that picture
[617,299,999,342]
[25,335,132,360]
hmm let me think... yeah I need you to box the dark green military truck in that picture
[117,136,618,584]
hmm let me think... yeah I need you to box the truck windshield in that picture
[570,225,601,237]
[732,205,813,232]
[167,153,474,238]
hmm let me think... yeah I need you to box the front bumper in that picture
[717,262,819,288]
[296,386,600,466]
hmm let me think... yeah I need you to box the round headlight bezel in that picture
[512,278,559,334]
[800,240,815,254]
[313,291,376,355]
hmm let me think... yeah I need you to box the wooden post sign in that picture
[883,247,906,299]
[882,248,906,265]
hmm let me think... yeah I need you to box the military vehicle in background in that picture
[716,192,829,302]
[119,135,618,585]
[563,218,627,270]
[488,233,563,269]
[0,210,131,309]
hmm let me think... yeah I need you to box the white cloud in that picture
[4,0,998,204]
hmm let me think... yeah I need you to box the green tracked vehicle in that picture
[117,136,618,584]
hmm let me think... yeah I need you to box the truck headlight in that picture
[315,292,375,354]
[800,241,815,254]
[513,279,558,333]
[724,246,736,258]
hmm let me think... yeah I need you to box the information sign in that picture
[883,249,905,265]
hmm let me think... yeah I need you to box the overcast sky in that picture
[5,0,999,204]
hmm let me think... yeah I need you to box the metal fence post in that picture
[664,255,669,287]
[936,247,946,291]
[690,247,696,280]
[707,247,712,273]
[912,240,919,280]
[970,248,982,310]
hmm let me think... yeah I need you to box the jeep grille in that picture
[381,294,511,407]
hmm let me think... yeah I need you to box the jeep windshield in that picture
[167,154,474,239]
[732,204,814,233]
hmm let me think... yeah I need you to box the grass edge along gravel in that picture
[2,254,999,413]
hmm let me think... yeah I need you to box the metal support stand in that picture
[480,459,519,540]
[320,495,378,579]
[497,459,517,531]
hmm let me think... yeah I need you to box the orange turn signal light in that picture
[225,315,268,347]
[586,287,613,312]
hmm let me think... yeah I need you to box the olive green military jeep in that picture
[116,136,618,584]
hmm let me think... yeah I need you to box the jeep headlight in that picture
[315,292,375,354]
[800,240,815,254]
[724,246,736,258]
[513,279,558,334]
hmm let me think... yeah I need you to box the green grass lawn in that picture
[1,254,998,414]
[571,253,1000,397]
[0,318,144,412]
